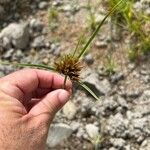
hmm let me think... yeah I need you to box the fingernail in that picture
[58,90,70,104]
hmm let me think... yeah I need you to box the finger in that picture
[0,69,72,100]
[32,87,72,99]
[28,89,70,121]
[32,88,52,98]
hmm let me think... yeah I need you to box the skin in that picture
[0,69,72,150]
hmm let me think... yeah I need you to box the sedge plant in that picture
[0,0,124,101]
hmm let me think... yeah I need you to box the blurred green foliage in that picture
[107,0,150,62]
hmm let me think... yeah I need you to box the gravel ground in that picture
[0,0,150,150]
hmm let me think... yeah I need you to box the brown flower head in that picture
[54,54,83,81]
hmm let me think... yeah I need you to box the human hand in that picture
[0,69,72,150]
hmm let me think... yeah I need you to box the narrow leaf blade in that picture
[78,81,100,101]
[72,33,86,57]
[0,61,55,71]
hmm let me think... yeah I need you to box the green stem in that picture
[72,34,84,58]
[63,75,68,89]
[78,0,125,59]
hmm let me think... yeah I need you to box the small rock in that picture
[110,138,126,149]
[2,37,11,49]
[104,113,129,138]
[84,54,94,65]
[133,1,143,12]
[50,43,61,56]
[141,75,150,83]
[3,48,14,59]
[133,104,150,118]
[140,69,149,75]
[109,147,117,150]
[53,47,61,56]
[62,4,72,12]
[12,49,24,60]
[126,110,142,120]
[30,18,43,32]
[95,14,105,23]
[42,58,49,64]
[52,0,63,6]
[79,96,95,116]
[128,63,135,70]
[83,73,111,96]
[126,108,150,141]
[0,23,30,49]
[38,1,48,9]
[47,123,73,147]
[76,127,86,138]
[45,41,51,48]
[102,96,118,111]
[132,70,140,78]
[95,41,107,48]
[132,118,148,131]
[85,124,99,139]
[98,66,108,76]
[140,138,150,150]
[70,121,80,132]
[63,101,77,120]
[141,90,150,101]
[116,96,128,108]
[124,145,131,150]
[0,65,14,75]
[125,90,141,98]
[111,72,124,83]
[129,130,145,143]
[145,8,150,16]
[31,36,45,48]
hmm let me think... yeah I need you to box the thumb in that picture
[29,89,70,120]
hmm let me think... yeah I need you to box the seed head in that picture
[54,54,83,81]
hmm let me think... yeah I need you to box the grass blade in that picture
[72,33,85,57]
[0,61,55,71]
[78,0,125,59]
[78,81,99,100]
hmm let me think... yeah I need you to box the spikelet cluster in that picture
[54,54,83,81]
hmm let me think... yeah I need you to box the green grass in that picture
[107,0,150,62]
[104,56,116,75]
[48,6,59,30]
[86,0,98,32]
